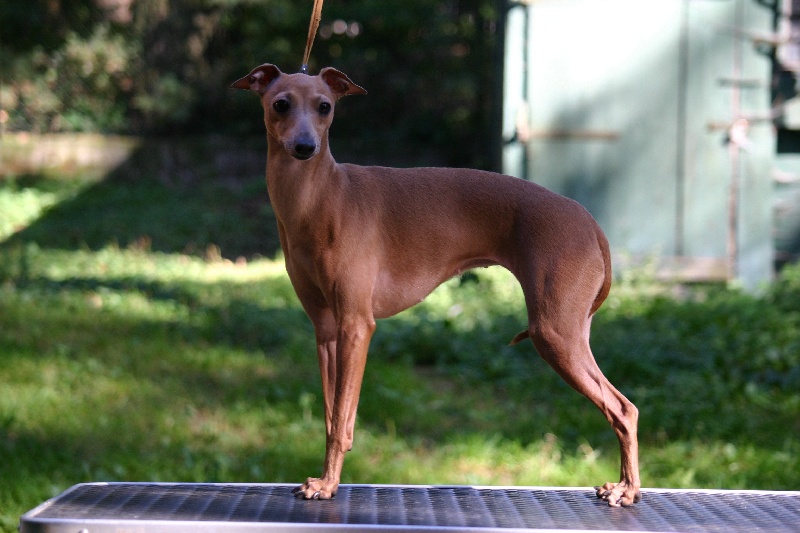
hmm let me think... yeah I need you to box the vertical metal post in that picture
[501,1,529,180]
[490,0,510,173]
[520,2,530,181]
[676,0,690,258]
[727,0,744,281]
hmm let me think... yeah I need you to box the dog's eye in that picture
[273,99,290,113]
[318,102,331,116]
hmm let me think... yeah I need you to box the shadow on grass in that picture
[3,137,282,260]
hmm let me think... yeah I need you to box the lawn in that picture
[0,169,798,531]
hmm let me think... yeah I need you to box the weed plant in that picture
[0,173,798,531]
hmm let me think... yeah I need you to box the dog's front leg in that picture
[293,312,376,500]
[311,309,338,441]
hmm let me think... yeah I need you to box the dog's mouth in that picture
[291,151,316,161]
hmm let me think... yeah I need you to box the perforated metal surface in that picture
[20,483,800,532]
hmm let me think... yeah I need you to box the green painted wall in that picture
[503,0,775,289]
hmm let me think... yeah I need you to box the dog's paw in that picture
[594,481,641,507]
[291,477,338,500]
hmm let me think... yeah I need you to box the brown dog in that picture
[232,64,641,507]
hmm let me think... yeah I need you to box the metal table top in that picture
[19,483,800,532]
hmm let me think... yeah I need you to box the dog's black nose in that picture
[293,143,316,159]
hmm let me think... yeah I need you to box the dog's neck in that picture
[265,131,339,225]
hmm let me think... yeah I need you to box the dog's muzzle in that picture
[292,142,317,160]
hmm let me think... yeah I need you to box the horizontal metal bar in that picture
[717,77,763,88]
[526,129,620,141]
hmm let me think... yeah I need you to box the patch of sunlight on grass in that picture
[2,244,288,284]
[645,440,800,490]
[418,265,525,317]
[0,187,60,240]
[0,177,90,241]
[345,429,618,488]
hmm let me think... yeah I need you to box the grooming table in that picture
[19,483,800,532]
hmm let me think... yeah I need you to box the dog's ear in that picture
[320,67,367,99]
[231,64,282,94]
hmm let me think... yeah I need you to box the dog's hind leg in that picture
[529,318,640,506]
[514,244,640,506]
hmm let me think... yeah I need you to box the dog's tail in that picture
[509,329,529,346]
[508,226,612,347]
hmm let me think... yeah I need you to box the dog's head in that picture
[232,64,366,161]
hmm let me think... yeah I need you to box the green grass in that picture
[1,171,799,531]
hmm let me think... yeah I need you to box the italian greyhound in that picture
[231,64,641,507]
